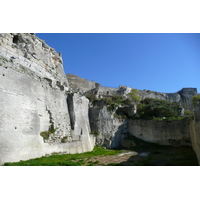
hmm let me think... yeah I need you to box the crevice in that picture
[67,93,75,130]
[44,77,52,87]
[46,107,53,124]
[13,35,19,44]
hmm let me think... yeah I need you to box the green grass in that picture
[3,146,123,166]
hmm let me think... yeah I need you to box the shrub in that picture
[90,131,100,136]
[108,104,115,111]
[86,94,97,102]
[49,123,56,133]
[184,110,194,118]
[111,95,124,105]
[40,123,56,140]
[114,113,127,119]
[61,136,68,143]
[128,89,141,103]
[40,131,52,140]
[136,98,184,120]
[192,95,200,106]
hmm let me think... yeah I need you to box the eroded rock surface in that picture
[89,101,128,148]
[0,33,199,165]
[0,33,95,165]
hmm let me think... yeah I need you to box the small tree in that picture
[128,89,141,103]
[192,95,200,106]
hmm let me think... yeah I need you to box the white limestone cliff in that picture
[0,33,199,165]
[0,33,95,165]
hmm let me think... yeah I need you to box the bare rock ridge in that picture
[67,73,197,111]
[0,33,200,165]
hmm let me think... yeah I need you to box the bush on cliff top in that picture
[135,98,193,120]
[192,95,200,106]
[128,89,141,103]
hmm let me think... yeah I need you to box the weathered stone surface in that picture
[178,88,197,110]
[128,118,192,146]
[138,88,197,111]
[190,104,200,165]
[67,74,197,111]
[89,102,127,148]
[67,73,132,98]
[0,33,199,166]
[0,33,95,165]
[66,73,97,94]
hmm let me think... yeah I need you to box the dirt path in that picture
[85,146,198,166]
[84,150,151,166]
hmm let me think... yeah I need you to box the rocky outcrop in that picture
[89,100,128,148]
[67,74,197,111]
[66,73,97,94]
[0,33,95,165]
[67,74,198,153]
[0,33,199,165]
[67,73,133,98]
[139,88,197,111]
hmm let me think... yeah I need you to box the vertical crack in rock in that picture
[46,107,53,124]
[67,94,75,130]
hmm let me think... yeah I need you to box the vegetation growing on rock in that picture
[192,95,200,106]
[128,89,141,103]
[134,98,193,120]
[40,123,56,140]
[90,131,100,136]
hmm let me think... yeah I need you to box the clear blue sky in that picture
[36,33,200,93]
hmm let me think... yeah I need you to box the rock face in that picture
[67,73,197,111]
[128,119,192,146]
[139,88,197,111]
[190,104,200,164]
[0,33,199,165]
[67,73,132,98]
[67,73,97,94]
[89,101,128,148]
[0,33,95,165]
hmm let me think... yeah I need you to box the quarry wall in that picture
[89,101,128,148]
[0,33,95,165]
[0,33,199,165]
[190,104,200,164]
[128,118,192,146]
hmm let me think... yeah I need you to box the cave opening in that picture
[13,35,19,44]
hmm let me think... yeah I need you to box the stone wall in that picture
[0,34,95,165]
[190,104,200,164]
[128,118,192,146]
